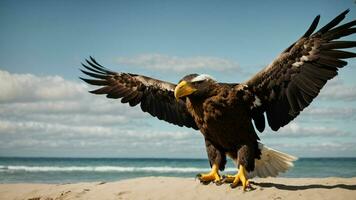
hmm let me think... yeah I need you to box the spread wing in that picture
[245,9,356,132]
[80,57,199,130]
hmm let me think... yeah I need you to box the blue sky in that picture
[0,0,356,158]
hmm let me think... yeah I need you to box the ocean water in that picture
[0,157,355,183]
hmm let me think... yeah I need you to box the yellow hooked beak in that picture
[174,81,197,100]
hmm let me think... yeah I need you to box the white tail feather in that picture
[247,143,298,178]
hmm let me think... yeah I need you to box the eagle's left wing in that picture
[244,9,356,132]
[80,57,199,130]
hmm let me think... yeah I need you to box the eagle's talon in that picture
[229,165,249,191]
[201,180,211,185]
[196,173,220,184]
[196,173,211,184]
[221,174,235,183]
[215,180,223,186]
[196,164,221,185]
[245,183,255,191]
[195,173,202,179]
[230,182,239,188]
[221,175,227,180]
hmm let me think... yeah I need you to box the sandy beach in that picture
[1,177,356,200]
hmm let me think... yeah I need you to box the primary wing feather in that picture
[245,9,356,131]
[80,57,198,130]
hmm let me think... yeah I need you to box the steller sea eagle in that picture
[80,10,356,190]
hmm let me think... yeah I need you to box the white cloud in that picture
[265,141,356,157]
[0,117,202,157]
[0,70,85,102]
[303,106,356,121]
[116,53,240,73]
[0,118,197,141]
[0,120,114,137]
[0,68,148,119]
[261,122,350,138]
[319,79,356,101]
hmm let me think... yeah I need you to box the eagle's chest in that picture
[187,90,251,139]
[204,100,250,135]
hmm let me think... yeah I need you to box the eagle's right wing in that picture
[80,57,199,130]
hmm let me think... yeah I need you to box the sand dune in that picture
[1,177,356,200]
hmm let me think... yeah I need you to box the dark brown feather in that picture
[320,41,356,49]
[107,87,127,99]
[316,9,349,34]
[317,56,347,68]
[325,19,356,38]
[244,10,355,131]
[80,69,108,79]
[80,58,198,130]
[330,27,356,40]
[81,63,106,75]
[322,49,356,59]
[291,75,316,97]
[129,92,143,107]
[303,15,320,37]
[121,91,138,103]
[90,86,113,94]
[79,77,108,86]
[302,63,338,80]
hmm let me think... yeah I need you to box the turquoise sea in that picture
[0,157,356,183]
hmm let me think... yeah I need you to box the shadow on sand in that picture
[251,181,356,191]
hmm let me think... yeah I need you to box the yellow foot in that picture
[222,165,251,190]
[196,164,221,185]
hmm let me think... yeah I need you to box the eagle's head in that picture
[174,74,217,100]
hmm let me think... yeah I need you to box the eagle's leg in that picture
[223,145,254,190]
[196,163,221,184]
[196,139,226,185]
[228,165,250,190]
